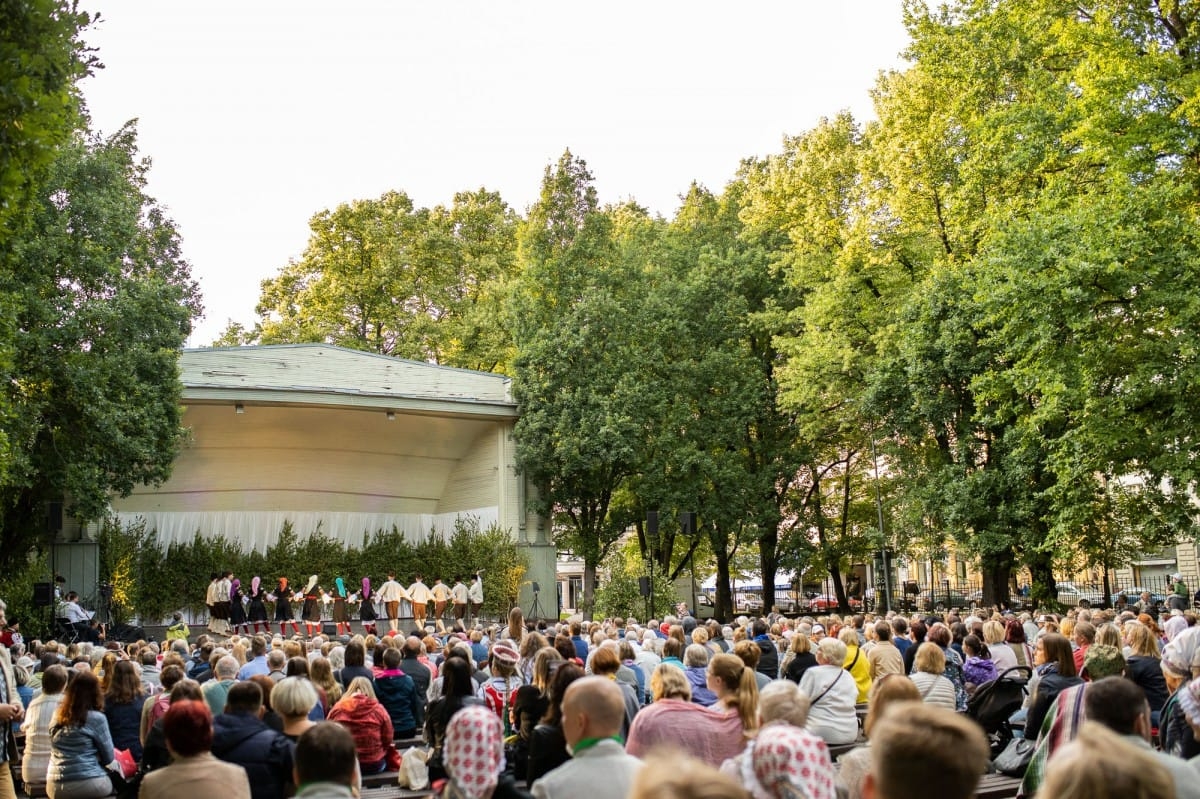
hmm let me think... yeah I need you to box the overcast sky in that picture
[80,2,911,346]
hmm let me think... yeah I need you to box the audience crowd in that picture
[2,595,1200,799]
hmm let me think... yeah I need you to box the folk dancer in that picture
[247,576,270,635]
[228,577,249,636]
[359,577,379,636]
[271,577,300,636]
[451,575,469,623]
[210,571,233,636]
[408,574,433,630]
[431,577,450,632]
[301,575,323,637]
[205,574,219,633]
[332,577,351,637]
[377,573,410,634]
[468,571,484,625]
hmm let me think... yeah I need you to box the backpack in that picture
[483,679,519,736]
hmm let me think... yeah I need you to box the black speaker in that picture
[638,577,651,597]
[681,511,697,536]
[33,582,54,607]
[531,581,541,593]
[646,511,659,536]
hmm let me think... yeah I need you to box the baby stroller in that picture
[966,665,1031,757]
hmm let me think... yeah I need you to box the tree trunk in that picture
[759,521,779,615]
[813,469,848,613]
[1026,550,1055,608]
[980,552,1013,609]
[715,540,734,621]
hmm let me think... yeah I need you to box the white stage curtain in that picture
[113,508,500,552]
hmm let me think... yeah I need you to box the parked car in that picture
[919,588,975,611]
[1111,587,1166,607]
[736,592,764,614]
[1055,581,1105,606]
[808,594,863,613]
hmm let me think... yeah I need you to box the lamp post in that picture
[646,511,658,620]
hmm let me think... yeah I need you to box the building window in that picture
[957,560,967,582]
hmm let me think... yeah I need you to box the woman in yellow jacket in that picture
[839,627,871,703]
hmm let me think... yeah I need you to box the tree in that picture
[228,189,519,371]
[510,151,653,618]
[0,122,202,573]
[0,0,96,487]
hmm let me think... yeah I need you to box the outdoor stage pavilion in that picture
[103,344,555,614]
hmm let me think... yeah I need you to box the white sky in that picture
[80,2,911,346]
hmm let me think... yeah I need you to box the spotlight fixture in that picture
[386,411,396,420]
[235,403,245,414]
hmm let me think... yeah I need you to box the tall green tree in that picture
[510,151,654,617]
[0,0,95,487]
[0,122,202,573]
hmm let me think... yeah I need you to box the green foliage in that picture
[97,515,526,623]
[0,122,202,576]
[593,541,676,620]
[225,189,519,372]
[0,551,53,641]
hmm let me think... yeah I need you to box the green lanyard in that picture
[571,735,623,755]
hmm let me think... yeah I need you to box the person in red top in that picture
[1072,621,1095,674]
[327,677,397,775]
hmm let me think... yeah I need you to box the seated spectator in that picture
[266,649,288,682]
[139,700,252,799]
[525,662,584,784]
[272,676,320,742]
[140,664,186,744]
[1124,622,1168,726]
[983,620,1017,674]
[860,703,988,799]
[798,637,859,745]
[706,652,758,734]
[374,647,421,739]
[960,635,997,693]
[836,674,922,799]
[839,628,871,703]
[140,680,203,774]
[511,646,562,777]
[1018,643,1127,797]
[727,723,835,799]
[531,677,641,799]
[212,680,295,799]
[866,622,904,685]
[1024,632,1083,738]
[1039,722,1173,799]
[45,671,114,799]
[626,662,746,767]
[103,659,148,761]
[681,643,716,707]
[326,676,396,775]
[291,722,361,799]
[589,645,639,737]
[202,655,240,717]
[20,664,68,792]
[1082,676,1200,799]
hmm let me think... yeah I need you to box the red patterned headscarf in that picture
[445,705,503,799]
[744,724,836,799]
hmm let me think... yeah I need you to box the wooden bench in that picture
[974,773,1022,799]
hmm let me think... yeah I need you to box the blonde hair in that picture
[914,642,946,675]
[789,632,811,655]
[838,627,859,647]
[864,674,921,737]
[630,753,750,799]
[309,657,342,704]
[708,652,758,732]
[651,662,691,701]
[816,636,847,665]
[1041,722,1173,799]
[1126,623,1161,659]
[982,620,1006,646]
[346,676,376,700]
